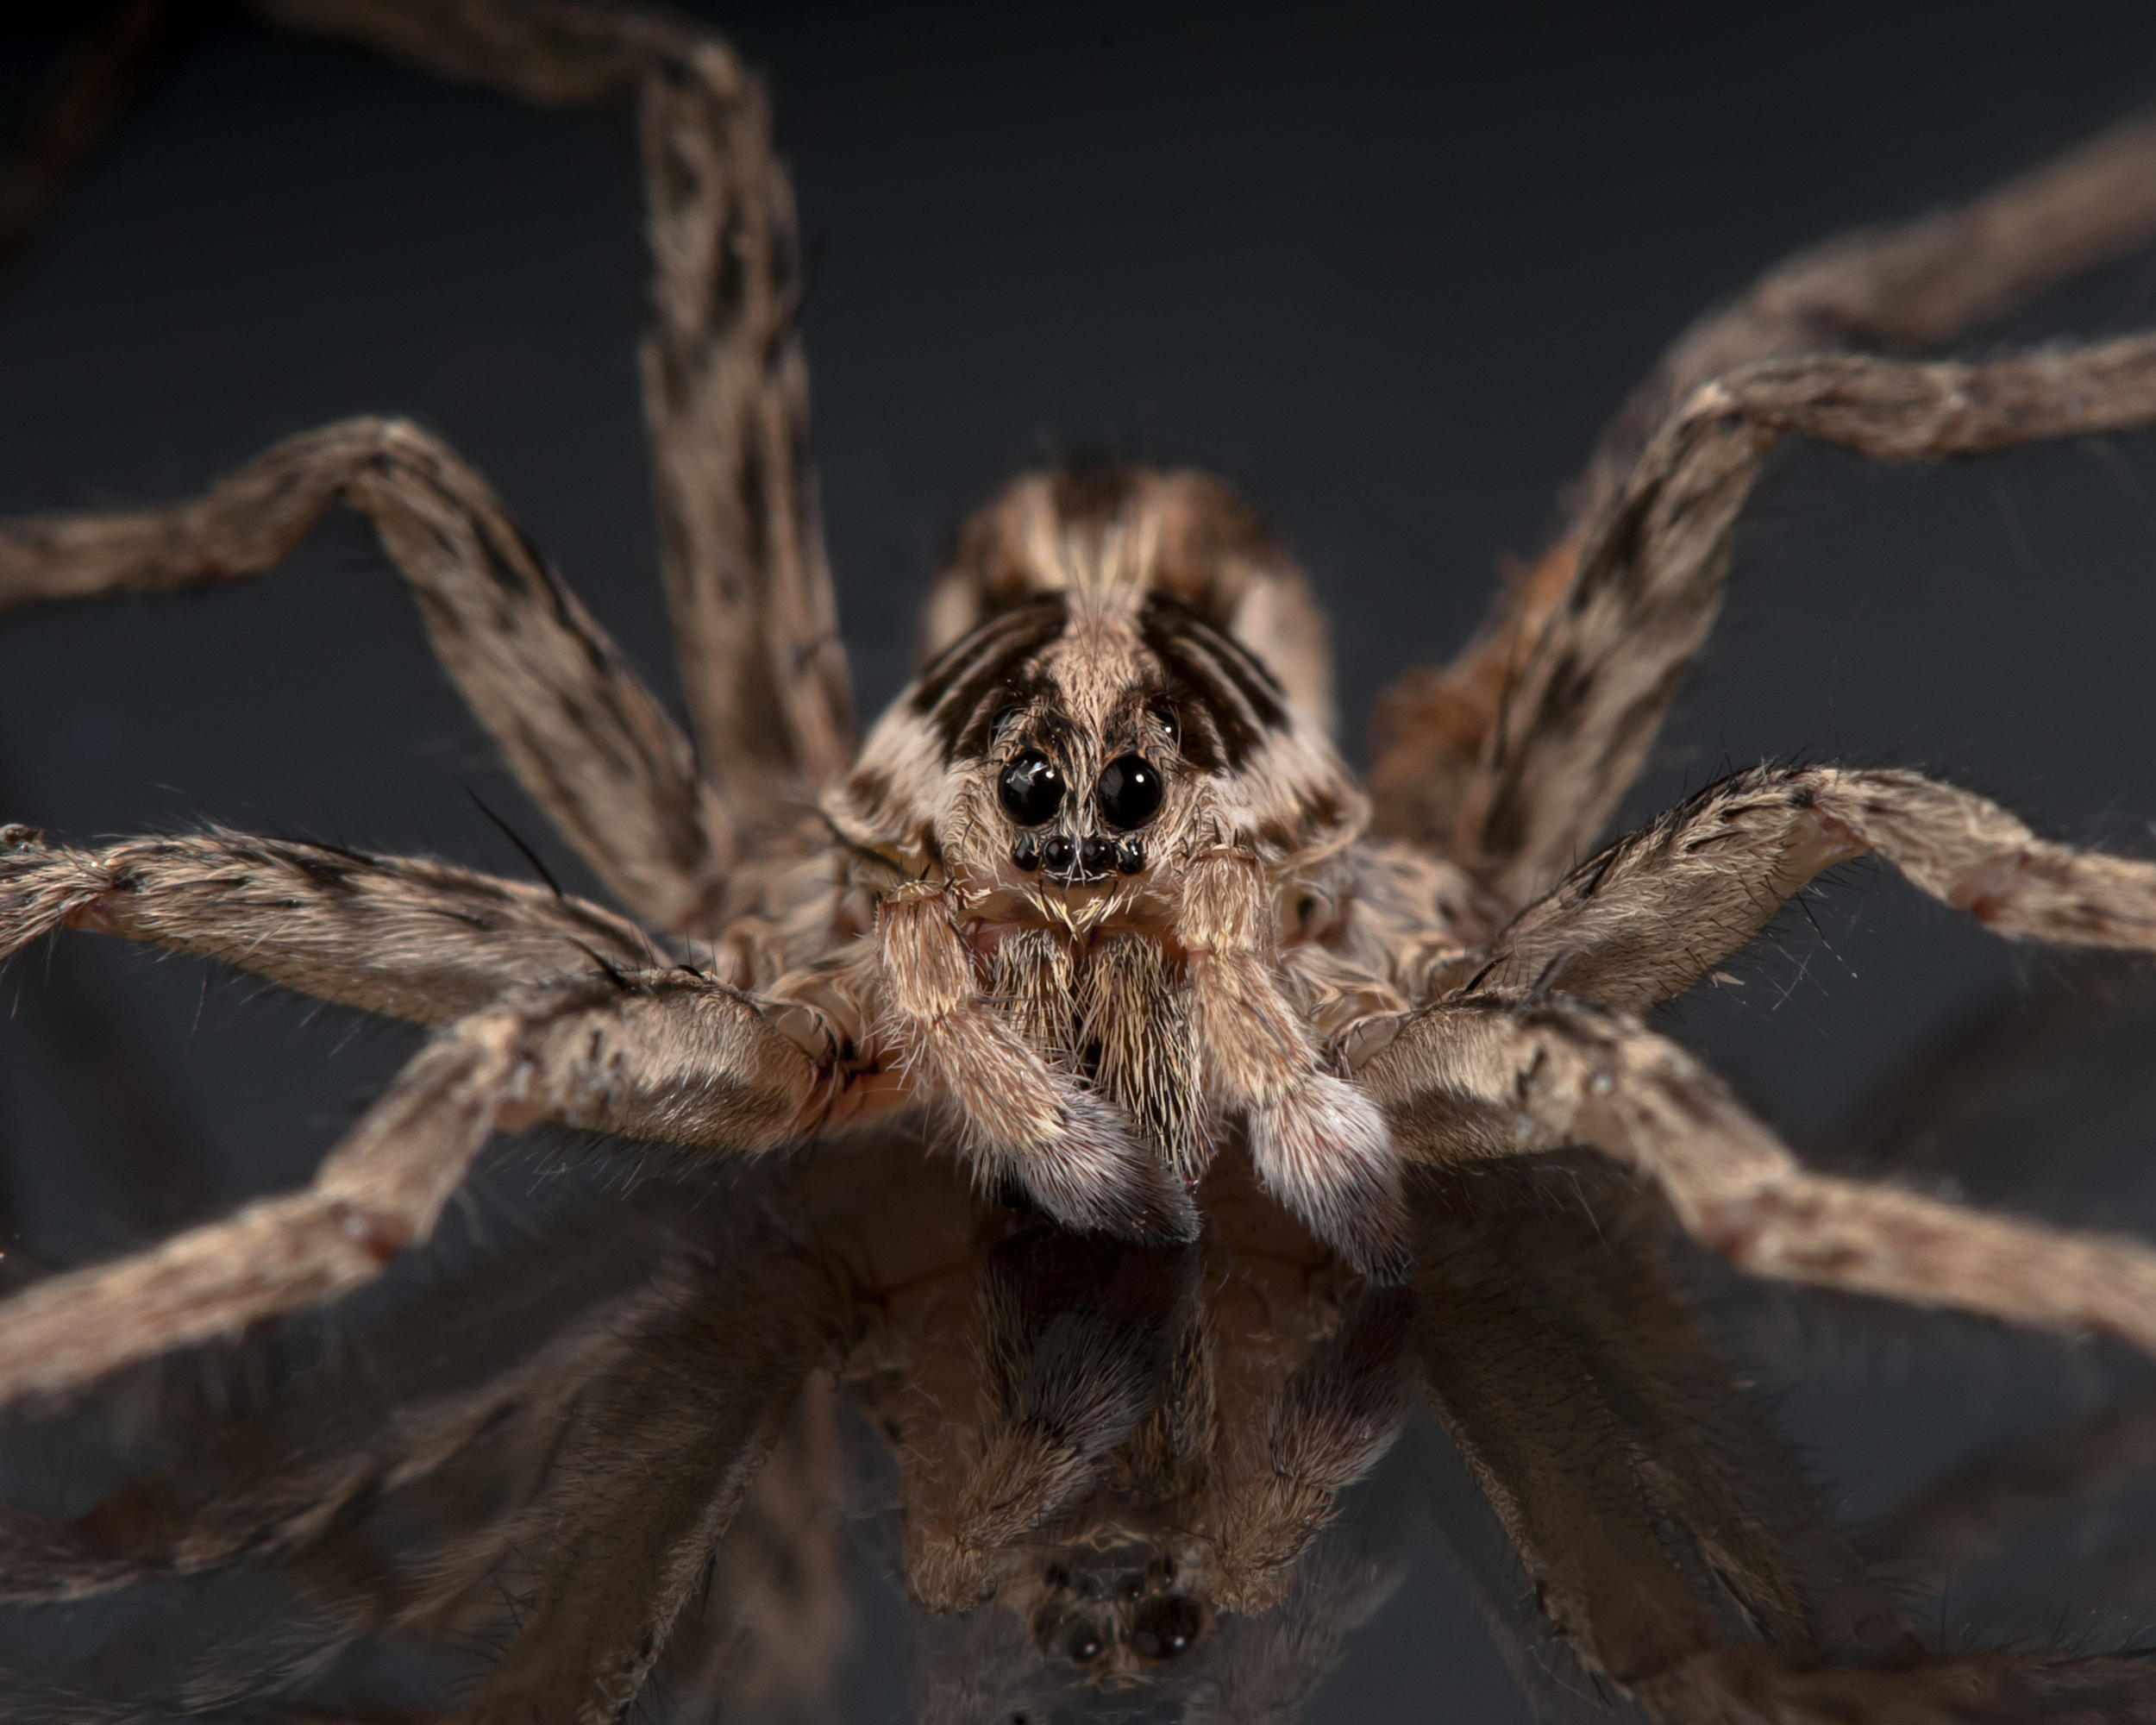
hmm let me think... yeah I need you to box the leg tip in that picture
[1006,1092,1200,1245]
[1250,1076,1414,1283]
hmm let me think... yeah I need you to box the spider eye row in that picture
[997,750,1164,831]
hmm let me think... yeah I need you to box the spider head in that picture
[1028,1545,1211,1678]
[828,464,1366,894]
[982,681,1176,890]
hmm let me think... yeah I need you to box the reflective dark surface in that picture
[6,3,2156,1720]
[8,1082,2156,1718]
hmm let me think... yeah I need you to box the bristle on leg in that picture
[990,1091,1200,1245]
[1249,1076,1412,1283]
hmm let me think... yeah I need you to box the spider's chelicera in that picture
[10,2,2156,1719]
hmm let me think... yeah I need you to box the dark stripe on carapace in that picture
[912,595,1070,757]
[1138,594,1289,768]
[1183,601,1289,712]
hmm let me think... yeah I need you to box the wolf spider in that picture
[8,0,2156,1717]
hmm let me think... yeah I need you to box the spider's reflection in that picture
[0,1137,1416,1721]
[9,1126,2156,1725]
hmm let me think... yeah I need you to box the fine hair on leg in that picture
[1459,763,2156,1014]
[0,418,734,930]
[0,969,823,1407]
[1368,111,2156,869]
[1367,997,2156,1359]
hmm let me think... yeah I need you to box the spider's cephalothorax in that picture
[820,466,1404,1269]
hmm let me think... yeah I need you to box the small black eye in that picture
[1095,755,1163,831]
[1066,1621,1107,1665]
[999,750,1065,826]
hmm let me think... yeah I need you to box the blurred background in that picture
[6,3,2156,1717]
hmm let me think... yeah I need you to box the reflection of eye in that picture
[1095,755,1163,831]
[1130,1595,1201,1660]
[1065,1620,1108,1665]
[999,750,1065,825]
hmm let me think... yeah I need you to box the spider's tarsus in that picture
[1004,1093,1201,1246]
[1250,1077,1414,1284]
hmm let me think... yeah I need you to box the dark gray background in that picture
[6,3,2156,1717]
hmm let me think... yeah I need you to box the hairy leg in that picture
[1406,1132,2156,1723]
[254,0,855,812]
[1366,996,2156,1361]
[1590,113,2156,540]
[902,1233,1186,1611]
[1182,1544,1410,1725]
[1199,1287,1411,1615]
[1463,337,2156,905]
[0,969,823,1408]
[1413,1157,1912,1701]
[1368,112,2156,867]
[464,1247,830,1725]
[1832,952,2156,1176]
[0,418,731,931]
[0,1295,656,1609]
[0,0,179,273]
[657,1377,853,1722]
[874,881,1196,1245]
[1454,763,2156,1014]
[0,825,670,1024]
[0,1201,685,1603]
[1179,848,1410,1280]
[0,772,222,1269]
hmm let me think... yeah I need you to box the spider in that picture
[9,0,2156,1716]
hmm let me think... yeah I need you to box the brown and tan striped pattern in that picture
[9,3,2156,1718]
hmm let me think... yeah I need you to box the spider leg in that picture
[1588,111,2156,545]
[1829,951,2156,1181]
[0,1200,684,1603]
[1413,1157,1913,1704]
[1183,1544,1409,1725]
[1369,111,2156,873]
[659,1377,852,1722]
[1407,1146,2156,1723]
[1366,995,2156,1361]
[464,1246,830,1725]
[1656,1649,2156,1723]
[0,776,220,1273]
[0,969,824,1408]
[902,1233,1185,1611]
[253,0,856,812]
[0,0,177,274]
[1181,848,1411,1280]
[1200,1285,1412,1615]
[1466,336,2156,906]
[1458,764,2156,1015]
[875,881,1198,1245]
[0,825,672,1025]
[0,418,732,932]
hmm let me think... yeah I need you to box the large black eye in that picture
[1130,1595,1201,1661]
[1095,755,1163,831]
[999,750,1065,826]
